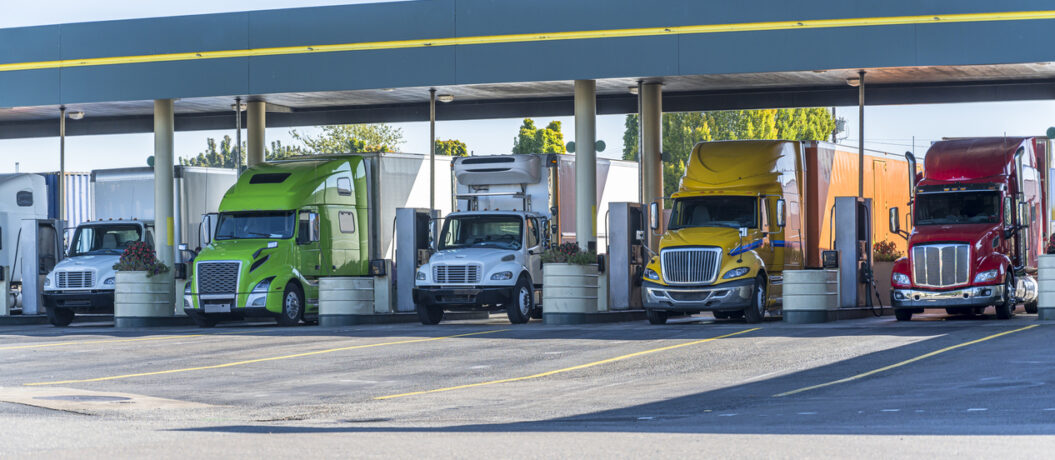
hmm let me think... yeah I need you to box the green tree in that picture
[512,118,567,154]
[290,124,402,154]
[623,108,835,199]
[435,139,469,157]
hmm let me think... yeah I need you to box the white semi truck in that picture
[42,166,236,326]
[413,154,639,324]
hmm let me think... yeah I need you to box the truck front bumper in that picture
[891,285,1003,309]
[414,286,513,309]
[183,306,275,319]
[642,278,754,312]
[42,291,114,312]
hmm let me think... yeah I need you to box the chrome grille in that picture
[912,244,969,288]
[433,264,481,284]
[56,270,94,289]
[661,247,722,285]
[196,261,240,295]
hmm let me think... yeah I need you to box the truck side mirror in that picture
[775,199,786,228]
[888,207,900,234]
[1004,196,1014,227]
[649,202,659,231]
[1018,201,1030,229]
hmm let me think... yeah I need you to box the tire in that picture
[743,276,766,324]
[416,303,444,325]
[995,275,1016,320]
[894,309,913,321]
[46,307,74,327]
[506,276,533,324]
[1025,301,1038,314]
[646,309,668,325]
[189,311,217,328]
[276,283,304,327]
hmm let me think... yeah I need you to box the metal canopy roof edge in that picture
[1,10,1054,73]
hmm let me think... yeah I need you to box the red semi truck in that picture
[889,137,1049,321]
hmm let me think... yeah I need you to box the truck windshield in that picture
[440,215,523,250]
[215,211,295,240]
[668,196,758,230]
[69,225,143,256]
[915,191,1000,225]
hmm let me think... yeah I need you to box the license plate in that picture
[204,304,231,313]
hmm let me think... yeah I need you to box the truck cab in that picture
[184,156,369,327]
[413,154,555,324]
[43,220,154,326]
[889,137,1047,320]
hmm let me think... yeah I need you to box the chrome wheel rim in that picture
[756,283,765,318]
[518,286,532,316]
[285,292,300,319]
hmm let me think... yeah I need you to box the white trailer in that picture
[0,174,50,312]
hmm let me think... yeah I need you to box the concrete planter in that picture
[1038,255,1055,320]
[782,269,839,324]
[871,261,895,307]
[542,263,598,324]
[114,271,175,327]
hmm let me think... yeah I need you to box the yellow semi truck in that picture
[641,140,912,324]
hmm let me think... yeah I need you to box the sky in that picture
[1,1,1053,174]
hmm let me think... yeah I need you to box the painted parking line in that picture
[24,329,506,386]
[0,329,259,351]
[376,327,760,400]
[773,324,1039,397]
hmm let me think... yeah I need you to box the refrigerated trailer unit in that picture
[0,174,50,312]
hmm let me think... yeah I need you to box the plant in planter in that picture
[112,241,170,276]
[872,240,903,262]
[541,242,600,319]
[871,240,902,307]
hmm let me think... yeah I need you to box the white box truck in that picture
[42,166,237,326]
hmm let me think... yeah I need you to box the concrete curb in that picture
[319,311,489,327]
[543,310,647,325]
[114,316,196,328]
[0,315,50,326]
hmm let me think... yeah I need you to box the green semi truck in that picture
[183,153,448,327]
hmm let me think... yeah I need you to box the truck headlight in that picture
[892,273,911,286]
[974,270,998,284]
[184,283,194,309]
[416,271,426,281]
[722,267,750,279]
[491,271,513,281]
[246,278,273,308]
[44,277,51,287]
[103,277,115,286]
[645,268,660,281]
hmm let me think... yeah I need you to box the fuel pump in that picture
[834,196,872,308]
[606,202,646,310]
[18,218,64,315]
[395,207,438,312]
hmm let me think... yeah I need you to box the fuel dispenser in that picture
[18,218,64,315]
[395,207,438,312]
[607,202,646,310]
[834,196,872,308]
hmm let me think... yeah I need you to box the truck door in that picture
[526,217,542,285]
[296,209,322,279]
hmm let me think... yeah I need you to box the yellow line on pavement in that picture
[0,329,258,351]
[1,10,1054,72]
[376,327,759,400]
[773,324,1039,397]
[24,329,506,386]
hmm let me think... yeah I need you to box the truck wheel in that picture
[190,312,217,328]
[276,283,304,327]
[995,275,1016,320]
[1025,301,1039,314]
[743,276,766,324]
[416,304,444,325]
[646,309,668,325]
[46,307,74,327]
[894,309,913,321]
[506,276,533,324]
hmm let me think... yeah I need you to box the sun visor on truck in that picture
[454,155,542,186]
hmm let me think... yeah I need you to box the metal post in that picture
[641,83,663,249]
[247,100,265,167]
[574,80,597,251]
[234,97,242,175]
[59,106,66,223]
[154,99,175,268]
[429,88,436,212]
[858,70,865,199]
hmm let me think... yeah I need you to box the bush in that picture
[872,240,903,262]
[112,241,170,277]
[541,242,598,266]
